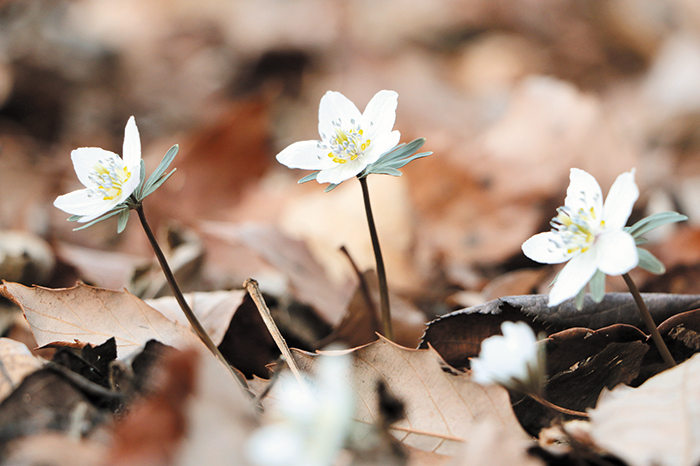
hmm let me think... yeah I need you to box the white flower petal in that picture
[360,90,398,141]
[471,321,540,388]
[276,140,336,171]
[121,167,141,199]
[316,159,366,184]
[71,148,121,188]
[595,229,638,275]
[53,189,120,221]
[318,91,361,140]
[549,252,597,306]
[247,425,304,466]
[522,232,571,264]
[122,116,141,169]
[602,170,638,231]
[565,168,603,215]
[363,130,401,165]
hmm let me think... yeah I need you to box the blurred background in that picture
[2,0,700,340]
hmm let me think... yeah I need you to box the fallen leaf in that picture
[201,222,352,326]
[173,340,258,466]
[450,419,543,466]
[425,293,700,344]
[0,367,107,449]
[321,270,429,349]
[657,308,700,361]
[589,351,700,466]
[294,337,529,457]
[481,269,550,302]
[1,282,202,359]
[145,290,247,346]
[0,230,55,285]
[148,99,271,222]
[0,338,43,402]
[2,433,107,466]
[419,304,546,370]
[546,324,648,375]
[110,347,197,466]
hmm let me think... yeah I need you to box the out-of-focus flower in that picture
[470,321,545,394]
[522,168,639,307]
[54,116,142,223]
[247,352,355,466]
[276,90,402,186]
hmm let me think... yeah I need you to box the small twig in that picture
[528,392,589,419]
[136,204,251,394]
[339,245,380,331]
[622,273,676,368]
[358,176,393,340]
[243,278,307,388]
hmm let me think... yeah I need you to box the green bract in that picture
[624,211,688,275]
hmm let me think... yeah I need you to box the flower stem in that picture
[135,204,250,391]
[622,273,676,368]
[359,176,393,341]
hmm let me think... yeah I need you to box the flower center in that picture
[86,155,131,201]
[318,118,371,164]
[550,205,605,255]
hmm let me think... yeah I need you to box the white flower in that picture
[471,321,544,393]
[54,116,141,223]
[276,90,401,185]
[247,352,355,466]
[522,168,640,306]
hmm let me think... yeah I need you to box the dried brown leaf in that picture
[1,282,202,359]
[0,337,43,402]
[201,222,351,326]
[424,293,700,348]
[146,290,246,346]
[449,419,543,466]
[589,352,700,466]
[294,337,529,457]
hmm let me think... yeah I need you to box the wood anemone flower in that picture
[54,116,142,224]
[276,90,401,186]
[522,168,639,307]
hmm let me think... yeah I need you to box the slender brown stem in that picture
[622,273,676,368]
[358,176,393,340]
[528,393,589,418]
[243,278,307,389]
[135,204,250,392]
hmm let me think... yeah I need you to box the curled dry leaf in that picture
[0,338,43,402]
[145,290,247,346]
[589,352,700,466]
[0,281,202,359]
[423,293,700,368]
[293,337,528,457]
